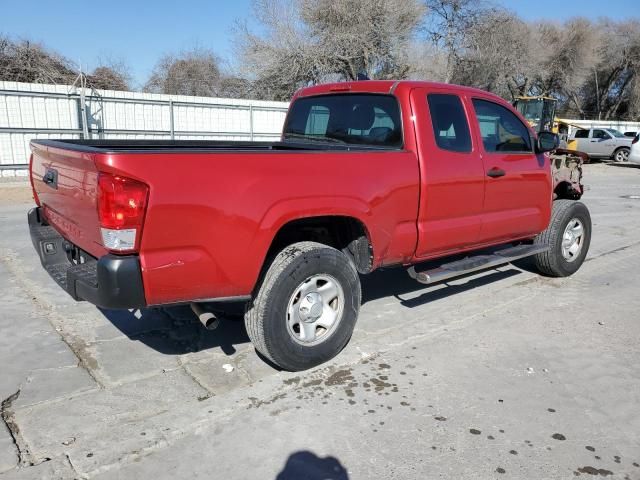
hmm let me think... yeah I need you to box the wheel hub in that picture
[299,293,324,322]
[286,274,345,345]
[561,218,584,262]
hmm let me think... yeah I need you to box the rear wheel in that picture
[245,241,361,371]
[613,147,630,162]
[534,200,591,277]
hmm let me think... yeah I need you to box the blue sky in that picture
[1,0,637,88]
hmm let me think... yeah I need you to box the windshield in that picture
[283,94,402,148]
[606,128,625,138]
[516,99,543,122]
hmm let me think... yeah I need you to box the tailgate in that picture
[30,142,106,258]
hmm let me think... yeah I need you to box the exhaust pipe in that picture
[190,303,220,330]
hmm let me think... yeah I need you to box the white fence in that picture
[0,81,289,177]
[561,119,640,136]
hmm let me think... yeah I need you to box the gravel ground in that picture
[0,163,639,479]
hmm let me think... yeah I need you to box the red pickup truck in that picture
[28,80,591,371]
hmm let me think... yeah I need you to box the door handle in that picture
[487,167,506,178]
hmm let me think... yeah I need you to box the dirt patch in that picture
[576,466,613,476]
[0,185,34,205]
[324,369,354,387]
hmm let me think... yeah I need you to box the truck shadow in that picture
[609,162,640,169]
[361,265,522,307]
[99,264,523,357]
[99,305,250,356]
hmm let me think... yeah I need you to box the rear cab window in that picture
[427,94,472,153]
[472,99,533,153]
[283,94,402,148]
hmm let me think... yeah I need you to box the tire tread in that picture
[245,241,357,369]
[534,200,590,276]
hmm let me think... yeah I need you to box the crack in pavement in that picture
[0,249,104,389]
[1,390,29,467]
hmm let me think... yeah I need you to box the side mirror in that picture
[536,131,559,153]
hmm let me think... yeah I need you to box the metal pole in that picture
[249,105,254,141]
[79,87,90,139]
[169,100,175,140]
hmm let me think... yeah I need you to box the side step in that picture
[407,244,548,285]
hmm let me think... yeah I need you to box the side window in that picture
[574,129,589,138]
[427,94,472,153]
[472,99,532,153]
[592,129,610,140]
[305,106,330,136]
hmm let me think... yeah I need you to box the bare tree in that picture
[300,0,425,80]
[87,58,132,91]
[406,41,448,82]
[453,10,534,98]
[0,36,76,84]
[423,0,491,83]
[531,19,602,118]
[144,48,223,96]
[583,19,640,120]
[235,0,424,100]
[234,0,319,101]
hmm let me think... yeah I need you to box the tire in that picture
[613,147,630,162]
[245,241,361,371]
[534,200,591,277]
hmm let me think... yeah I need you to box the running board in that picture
[407,244,549,285]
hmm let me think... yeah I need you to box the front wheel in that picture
[533,200,591,277]
[245,241,361,371]
[613,147,630,162]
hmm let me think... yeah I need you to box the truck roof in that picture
[294,80,506,103]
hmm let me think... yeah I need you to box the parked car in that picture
[629,134,640,165]
[27,80,591,371]
[571,128,633,162]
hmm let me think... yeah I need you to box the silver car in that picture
[572,128,633,162]
[629,134,640,165]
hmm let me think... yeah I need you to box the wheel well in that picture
[613,146,630,157]
[554,181,582,200]
[266,216,373,274]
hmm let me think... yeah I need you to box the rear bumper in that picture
[28,207,146,309]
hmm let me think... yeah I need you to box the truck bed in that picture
[33,139,395,153]
[29,137,420,305]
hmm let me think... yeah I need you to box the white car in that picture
[630,134,640,165]
[572,128,633,162]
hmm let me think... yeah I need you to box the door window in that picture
[592,129,611,140]
[472,99,532,153]
[574,129,589,138]
[427,94,472,153]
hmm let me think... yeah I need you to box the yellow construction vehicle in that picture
[514,95,587,199]
[513,95,580,149]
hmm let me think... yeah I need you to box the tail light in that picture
[29,154,41,206]
[633,134,638,144]
[97,173,149,253]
